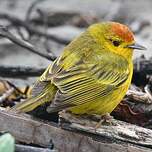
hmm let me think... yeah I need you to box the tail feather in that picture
[11,83,58,113]
[11,95,47,112]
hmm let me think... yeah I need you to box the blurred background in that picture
[0,1,152,151]
[0,0,151,86]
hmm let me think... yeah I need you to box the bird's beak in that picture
[127,43,147,50]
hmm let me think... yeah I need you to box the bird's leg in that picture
[59,110,88,126]
[95,113,116,129]
[59,111,116,129]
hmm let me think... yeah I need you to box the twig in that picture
[15,26,28,41]
[0,88,14,104]
[25,0,46,41]
[144,84,152,101]
[37,8,56,56]
[134,56,152,74]
[15,144,56,152]
[0,66,45,78]
[130,20,150,34]
[126,90,152,104]
[0,25,56,61]
[25,0,45,23]
[6,81,25,95]
[0,13,70,45]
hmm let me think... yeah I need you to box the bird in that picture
[11,22,146,119]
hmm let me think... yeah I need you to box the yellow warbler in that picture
[11,22,146,116]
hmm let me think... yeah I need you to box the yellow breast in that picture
[70,63,133,115]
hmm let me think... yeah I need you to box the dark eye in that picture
[112,40,120,47]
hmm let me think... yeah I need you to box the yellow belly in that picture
[69,86,127,115]
[69,68,132,115]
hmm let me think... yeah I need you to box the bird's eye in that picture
[112,40,120,47]
[109,38,121,47]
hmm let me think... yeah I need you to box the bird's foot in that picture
[59,111,117,130]
[95,113,117,129]
[59,110,87,126]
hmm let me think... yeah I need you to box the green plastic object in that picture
[0,133,15,152]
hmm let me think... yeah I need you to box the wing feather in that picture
[46,54,129,112]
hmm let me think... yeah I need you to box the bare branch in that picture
[0,25,56,61]
[126,90,152,104]
[15,144,56,152]
[37,8,56,56]
[144,84,152,101]
[134,56,152,74]
[0,66,45,78]
[0,88,14,104]
[25,0,45,23]
[0,13,70,45]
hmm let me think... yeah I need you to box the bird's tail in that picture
[11,83,57,113]
[11,96,46,113]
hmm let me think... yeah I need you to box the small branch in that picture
[0,88,14,104]
[126,90,152,104]
[134,56,152,74]
[144,84,152,101]
[0,13,70,45]
[25,0,45,23]
[37,9,56,56]
[15,144,56,152]
[0,66,45,78]
[0,26,56,61]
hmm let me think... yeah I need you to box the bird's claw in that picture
[95,113,117,129]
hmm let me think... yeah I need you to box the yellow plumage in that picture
[11,22,145,116]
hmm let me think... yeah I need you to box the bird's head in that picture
[88,22,146,60]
